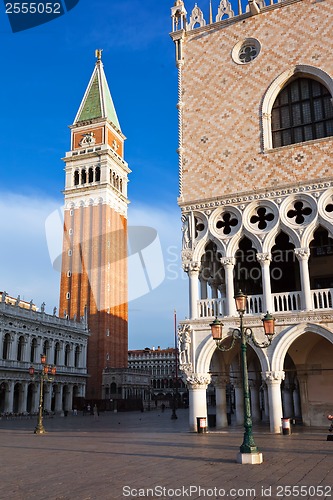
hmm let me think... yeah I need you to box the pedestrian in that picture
[327,414,333,432]
[93,404,98,419]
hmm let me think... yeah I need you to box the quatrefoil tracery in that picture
[287,201,313,225]
[250,207,275,230]
[216,212,238,235]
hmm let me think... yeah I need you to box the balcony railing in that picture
[311,288,333,310]
[273,292,302,313]
[197,288,333,318]
[197,298,226,318]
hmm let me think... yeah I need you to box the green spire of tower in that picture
[74,50,120,131]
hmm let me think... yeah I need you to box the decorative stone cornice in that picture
[179,180,333,212]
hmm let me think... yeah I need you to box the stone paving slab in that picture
[0,409,332,500]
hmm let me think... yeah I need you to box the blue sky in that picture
[1,0,205,349]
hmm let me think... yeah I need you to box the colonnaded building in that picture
[0,293,88,415]
[171,0,333,432]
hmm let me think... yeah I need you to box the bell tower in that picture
[59,51,130,398]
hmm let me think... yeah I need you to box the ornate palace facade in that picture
[171,0,333,432]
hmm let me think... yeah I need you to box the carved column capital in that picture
[262,371,285,384]
[187,261,201,275]
[220,256,235,267]
[294,247,310,261]
[256,252,272,265]
[187,373,211,389]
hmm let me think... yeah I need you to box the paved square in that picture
[0,409,332,499]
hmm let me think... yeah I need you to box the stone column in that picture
[199,276,208,300]
[187,262,200,319]
[6,334,14,361]
[187,374,211,431]
[67,344,74,367]
[65,385,73,411]
[220,257,236,316]
[22,337,29,362]
[263,371,285,433]
[282,380,294,418]
[249,380,261,423]
[234,379,244,425]
[214,377,229,428]
[4,381,14,414]
[58,342,65,367]
[54,385,63,413]
[49,340,56,366]
[19,381,29,414]
[293,380,302,419]
[31,384,39,413]
[294,248,312,311]
[256,253,273,313]
[44,383,52,412]
[11,333,19,362]
[297,374,309,425]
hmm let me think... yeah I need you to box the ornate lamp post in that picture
[210,290,275,464]
[29,353,56,435]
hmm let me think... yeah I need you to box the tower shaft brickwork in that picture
[59,56,130,399]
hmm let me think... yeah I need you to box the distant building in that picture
[128,347,188,405]
[0,292,89,415]
[102,367,150,408]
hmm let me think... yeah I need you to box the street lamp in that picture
[29,353,56,434]
[210,290,275,464]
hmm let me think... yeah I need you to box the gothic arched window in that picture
[17,336,25,361]
[30,338,37,363]
[64,344,70,366]
[3,333,10,360]
[74,170,79,186]
[271,77,333,148]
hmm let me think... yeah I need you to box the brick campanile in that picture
[59,52,130,398]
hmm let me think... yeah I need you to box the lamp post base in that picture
[237,452,263,464]
[34,427,46,434]
[34,424,46,435]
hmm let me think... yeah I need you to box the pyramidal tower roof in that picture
[74,50,120,131]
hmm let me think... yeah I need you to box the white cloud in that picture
[0,192,188,348]
[0,192,61,311]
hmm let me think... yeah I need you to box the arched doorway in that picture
[208,339,264,428]
[283,331,333,426]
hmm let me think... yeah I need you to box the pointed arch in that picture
[195,327,270,375]
[192,235,225,262]
[271,322,333,372]
[227,229,262,257]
